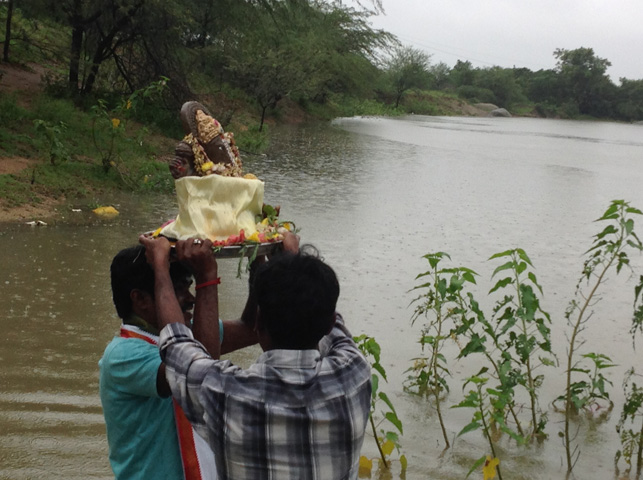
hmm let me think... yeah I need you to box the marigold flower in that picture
[483,456,499,480]
[111,118,121,128]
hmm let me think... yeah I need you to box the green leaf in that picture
[598,202,619,220]
[371,374,379,398]
[378,392,398,415]
[516,248,534,266]
[462,270,478,284]
[384,411,404,434]
[595,224,618,239]
[491,261,514,278]
[528,271,544,294]
[489,277,513,294]
[456,420,481,437]
[465,455,487,479]
[489,249,515,260]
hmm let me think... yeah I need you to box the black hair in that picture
[253,245,339,349]
[110,245,192,319]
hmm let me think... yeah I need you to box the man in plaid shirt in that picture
[140,235,372,480]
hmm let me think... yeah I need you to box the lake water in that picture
[1,115,643,479]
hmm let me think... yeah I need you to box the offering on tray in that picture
[155,101,292,247]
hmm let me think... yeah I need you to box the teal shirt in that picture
[99,336,183,480]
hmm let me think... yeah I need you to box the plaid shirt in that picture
[159,314,371,480]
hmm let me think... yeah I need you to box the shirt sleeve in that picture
[159,323,220,437]
[102,339,161,398]
[319,313,355,355]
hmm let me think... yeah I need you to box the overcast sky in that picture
[364,0,643,82]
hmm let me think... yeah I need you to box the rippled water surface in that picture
[2,116,643,479]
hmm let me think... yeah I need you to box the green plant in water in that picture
[486,248,555,439]
[554,352,615,415]
[452,370,510,480]
[615,368,643,478]
[406,252,478,449]
[614,277,643,479]
[33,119,71,165]
[561,199,643,476]
[354,334,406,474]
[455,249,554,444]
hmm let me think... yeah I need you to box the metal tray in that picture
[211,241,282,258]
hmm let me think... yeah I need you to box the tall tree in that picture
[449,59,475,87]
[554,47,614,115]
[614,78,643,121]
[227,0,390,128]
[475,67,526,108]
[385,45,431,107]
[429,61,451,90]
[3,0,15,62]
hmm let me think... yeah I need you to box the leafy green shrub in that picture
[0,95,28,126]
[456,85,496,104]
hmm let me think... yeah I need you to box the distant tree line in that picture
[389,45,643,121]
[2,0,642,123]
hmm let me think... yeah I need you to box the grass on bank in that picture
[0,4,481,210]
[0,92,178,208]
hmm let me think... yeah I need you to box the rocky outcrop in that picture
[473,103,499,112]
[489,108,512,117]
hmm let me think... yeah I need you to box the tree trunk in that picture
[259,104,267,132]
[69,23,84,92]
[81,1,144,95]
[82,45,108,95]
[3,0,15,62]
[395,92,402,108]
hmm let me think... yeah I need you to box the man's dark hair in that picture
[110,245,192,320]
[253,246,339,349]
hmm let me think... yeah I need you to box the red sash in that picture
[119,325,217,480]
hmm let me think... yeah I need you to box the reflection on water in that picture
[2,117,643,479]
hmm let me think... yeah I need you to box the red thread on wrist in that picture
[195,278,221,290]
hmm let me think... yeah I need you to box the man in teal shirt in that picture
[100,240,256,479]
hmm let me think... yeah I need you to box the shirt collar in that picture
[256,349,321,369]
[124,314,159,336]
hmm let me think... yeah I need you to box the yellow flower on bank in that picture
[111,118,121,128]
[483,456,499,480]
[126,100,132,110]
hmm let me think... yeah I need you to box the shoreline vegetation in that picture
[1,1,642,223]
[0,61,490,224]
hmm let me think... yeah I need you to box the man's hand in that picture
[138,234,171,270]
[138,234,185,329]
[175,237,218,283]
[281,231,300,254]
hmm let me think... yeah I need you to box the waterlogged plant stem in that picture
[369,414,389,469]
[477,383,503,480]
[431,298,450,448]
[563,200,643,475]
[564,251,615,474]
[638,421,643,477]
[482,349,526,438]
[514,264,539,437]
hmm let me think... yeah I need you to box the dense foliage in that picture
[2,1,642,122]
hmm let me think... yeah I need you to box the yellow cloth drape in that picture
[160,175,264,241]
